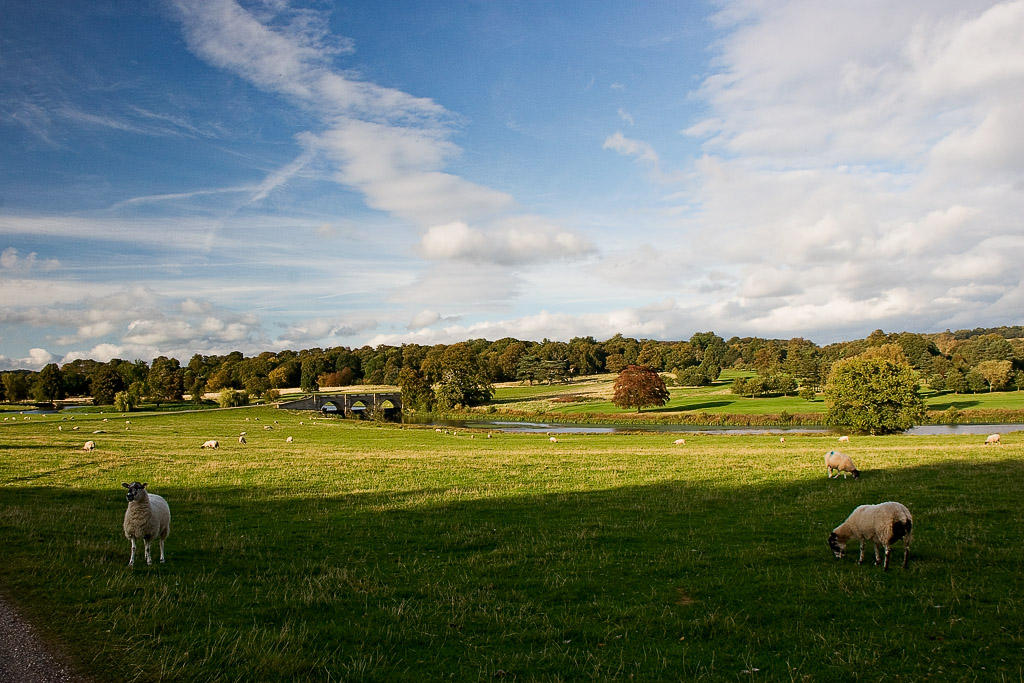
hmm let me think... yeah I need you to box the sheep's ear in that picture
[122,482,130,488]
[141,482,148,488]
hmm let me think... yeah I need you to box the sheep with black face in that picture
[829,501,912,570]
[122,482,171,567]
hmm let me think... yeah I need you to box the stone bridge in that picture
[278,391,402,419]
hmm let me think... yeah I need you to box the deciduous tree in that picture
[612,365,670,413]
[824,357,925,434]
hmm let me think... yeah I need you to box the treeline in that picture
[2,326,1022,409]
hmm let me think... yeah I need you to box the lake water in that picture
[412,418,1024,436]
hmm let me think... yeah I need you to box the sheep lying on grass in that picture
[986,433,1001,446]
[825,450,860,479]
[122,482,170,567]
[201,439,219,449]
[829,501,912,569]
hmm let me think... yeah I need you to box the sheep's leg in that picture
[902,540,910,569]
[128,538,136,567]
[873,543,881,565]
[159,538,165,563]
[144,538,153,565]
[882,545,891,570]
[857,541,865,564]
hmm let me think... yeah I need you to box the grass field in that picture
[1,408,1023,680]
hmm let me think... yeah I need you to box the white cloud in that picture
[0,247,59,271]
[419,218,595,265]
[603,132,659,165]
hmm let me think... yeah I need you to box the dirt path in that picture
[0,594,84,682]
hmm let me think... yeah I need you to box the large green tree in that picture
[612,365,670,413]
[2,372,30,403]
[147,356,184,405]
[824,356,925,434]
[31,363,65,402]
[433,343,493,409]
[89,363,127,406]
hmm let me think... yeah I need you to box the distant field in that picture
[490,371,1024,419]
[1,408,1022,680]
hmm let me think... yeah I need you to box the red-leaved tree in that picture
[612,364,670,413]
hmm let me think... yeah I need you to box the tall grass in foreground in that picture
[1,408,1022,680]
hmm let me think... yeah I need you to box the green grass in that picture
[2,408,1023,680]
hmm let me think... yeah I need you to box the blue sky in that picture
[2,0,1023,369]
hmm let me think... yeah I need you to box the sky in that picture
[1,0,1023,369]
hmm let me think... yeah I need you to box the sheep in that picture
[238,435,247,445]
[58,425,63,431]
[92,430,105,434]
[487,433,492,439]
[239,431,246,436]
[828,501,912,569]
[201,439,219,449]
[72,426,80,431]
[838,435,850,443]
[285,436,293,443]
[673,438,686,445]
[779,436,786,445]
[102,418,108,422]
[549,436,558,443]
[985,433,1001,446]
[82,440,95,451]
[122,482,170,567]
[263,425,273,430]
[825,450,860,479]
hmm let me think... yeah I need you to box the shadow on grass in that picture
[928,400,982,410]
[643,400,733,413]
[1,458,1023,680]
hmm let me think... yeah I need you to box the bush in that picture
[262,389,280,402]
[113,390,137,412]
[218,389,250,408]
[799,386,816,401]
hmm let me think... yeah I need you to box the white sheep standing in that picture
[238,435,247,445]
[122,482,170,567]
[82,440,95,451]
[829,501,912,570]
[985,433,1001,446]
[673,438,686,445]
[779,436,786,445]
[549,436,558,443]
[201,439,219,449]
[286,436,293,443]
[825,450,860,479]
[838,435,850,443]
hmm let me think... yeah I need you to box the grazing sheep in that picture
[779,436,786,445]
[435,428,442,433]
[829,501,912,569]
[102,418,108,422]
[838,435,850,443]
[92,430,105,434]
[201,439,219,449]
[238,436,246,445]
[263,425,273,430]
[58,425,63,431]
[285,436,293,443]
[825,450,860,479]
[549,436,558,443]
[72,426,80,431]
[985,433,1001,446]
[673,438,686,445]
[487,433,492,439]
[82,440,95,451]
[122,482,170,567]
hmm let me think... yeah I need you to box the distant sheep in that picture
[122,482,170,567]
[238,436,246,445]
[72,426,80,431]
[673,438,686,445]
[82,440,95,451]
[829,501,912,569]
[263,425,273,430]
[985,433,1001,446]
[779,436,786,445]
[285,436,293,443]
[201,440,219,449]
[92,430,105,434]
[58,425,63,431]
[549,436,558,443]
[825,450,860,479]
[838,435,850,443]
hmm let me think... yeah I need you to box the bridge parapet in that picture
[278,391,402,417]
